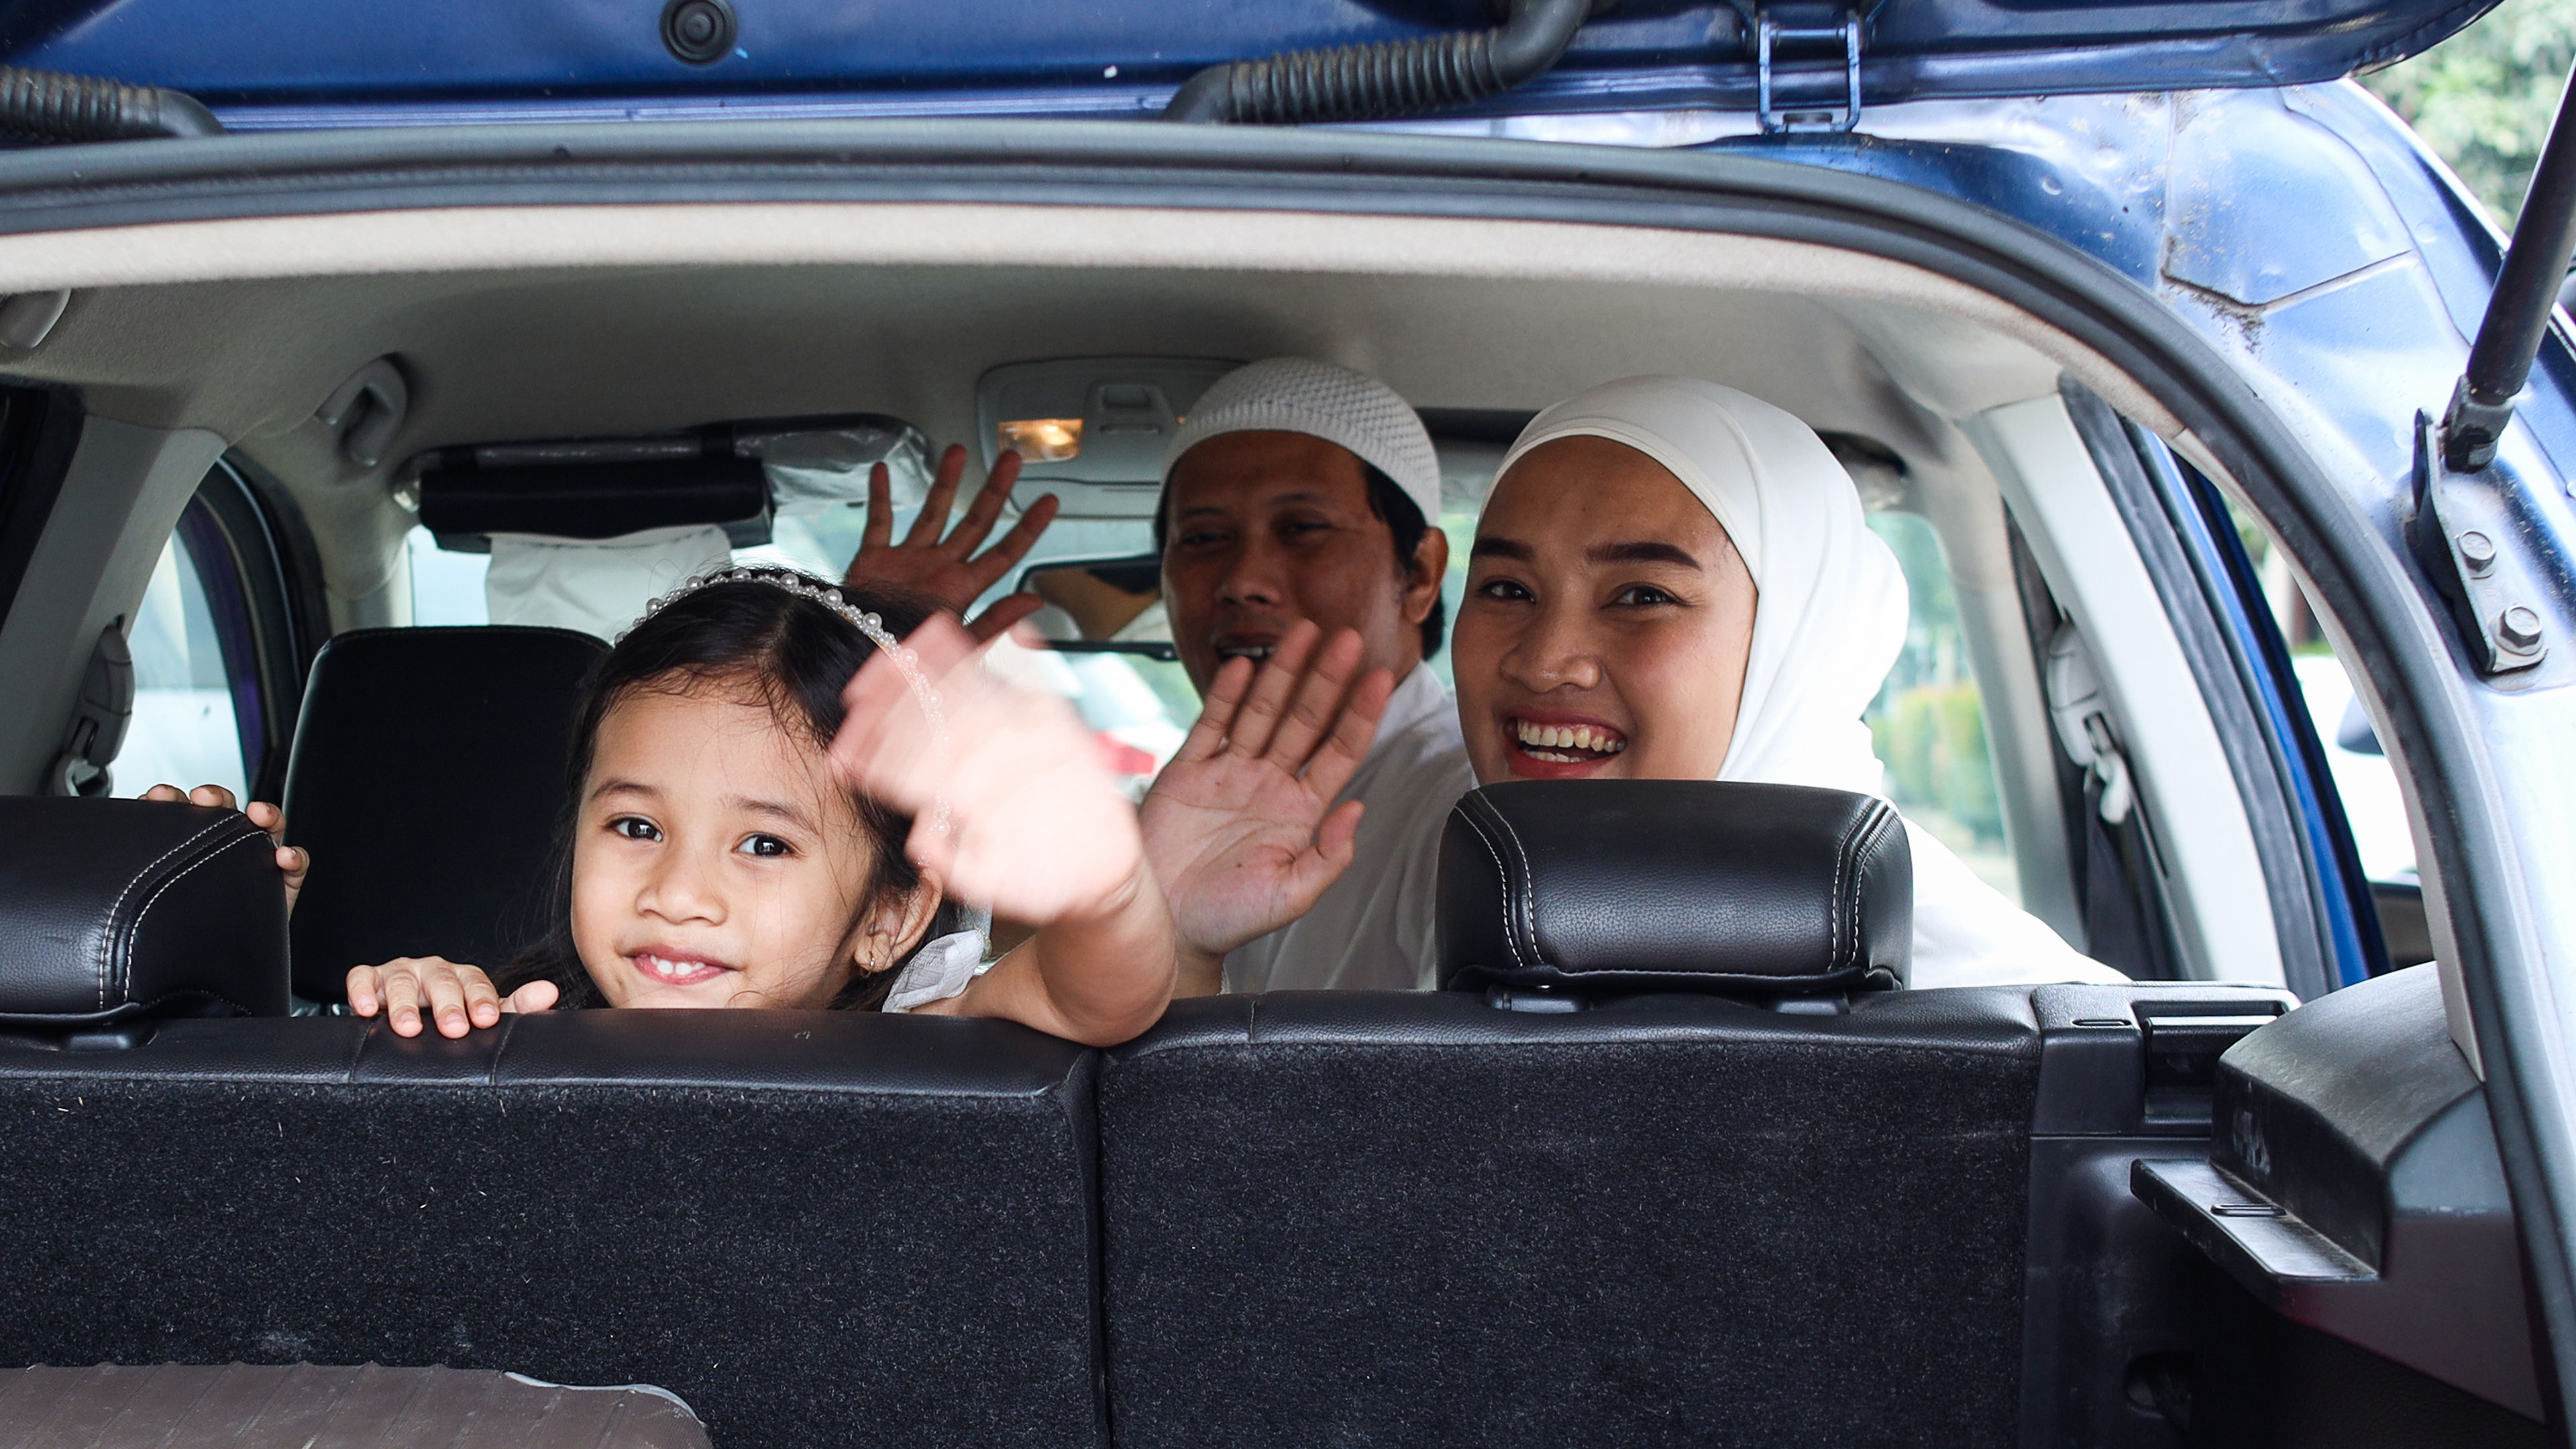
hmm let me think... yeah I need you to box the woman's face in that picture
[570,680,930,1008]
[1453,435,1760,784]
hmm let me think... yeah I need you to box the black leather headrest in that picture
[1439,781,1913,998]
[0,798,290,1024]
[282,626,605,1002]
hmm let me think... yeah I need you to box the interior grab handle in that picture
[317,356,409,471]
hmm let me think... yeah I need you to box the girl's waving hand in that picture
[830,614,1175,1045]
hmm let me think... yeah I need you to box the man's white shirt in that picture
[1222,663,1478,993]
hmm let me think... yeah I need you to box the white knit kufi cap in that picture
[1161,358,1442,522]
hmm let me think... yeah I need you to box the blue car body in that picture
[0,0,2509,120]
[1,0,2573,1440]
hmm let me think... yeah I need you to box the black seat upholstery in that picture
[281,626,604,1001]
[0,1010,1105,1449]
[0,797,288,1026]
[1096,987,2045,1448]
[1442,780,1913,998]
[1097,783,2007,1447]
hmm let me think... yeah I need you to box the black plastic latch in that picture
[1485,984,1585,1013]
[48,621,132,797]
[2143,1013,2275,1099]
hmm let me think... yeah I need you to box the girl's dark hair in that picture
[496,572,949,1011]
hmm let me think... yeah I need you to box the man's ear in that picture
[1402,523,1449,625]
[856,866,949,975]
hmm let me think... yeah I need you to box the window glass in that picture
[1864,512,2020,902]
[407,525,490,626]
[2216,500,2416,888]
[119,532,247,799]
[405,505,1202,794]
[1426,507,1477,692]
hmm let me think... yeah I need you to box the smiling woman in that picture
[1455,433,1760,783]
[1456,376,2123,989]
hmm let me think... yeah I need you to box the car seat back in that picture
[280,626,604,1002]
[0,1010,1104,1449]
[1096,987,2042,1448]
[1093,782,2019,1448]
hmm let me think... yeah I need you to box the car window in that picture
[1864,511,2020,904]
[119,527,248,799]
[405,524,491,626]
[404,505,1201,795]
[2216,501,2415,888]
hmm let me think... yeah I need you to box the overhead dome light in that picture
[999,418,1083,462]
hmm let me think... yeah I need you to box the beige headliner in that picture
[0,201,2182,595]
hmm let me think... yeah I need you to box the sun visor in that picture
[412,413,936,551]
[409,413,936,639]
[421,454,771,549]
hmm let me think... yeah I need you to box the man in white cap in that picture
[1140,358,1474,992]
[846,358,1471,993]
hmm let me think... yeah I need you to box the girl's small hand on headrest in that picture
[830,612,1142,926]
[143,782,311,915]
[345,958,557,1039]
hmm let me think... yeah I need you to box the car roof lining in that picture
[0,201,2178,602]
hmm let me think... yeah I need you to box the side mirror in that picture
[1018,554,1176,661]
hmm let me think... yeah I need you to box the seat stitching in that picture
[1829,802,1874,974]
[1847,802,1893,975]
[125,829,264,1002]
[1486,803,1544,971]
[96,817,237,1012]
[1862,803,1894,970]
[1456,802,1526,972]
[1458,806,1518,971]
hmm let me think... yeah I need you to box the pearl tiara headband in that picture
[630,566,952,837]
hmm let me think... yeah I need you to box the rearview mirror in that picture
[1018,555,1175,661]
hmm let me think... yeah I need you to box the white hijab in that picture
[1491,377,2122,988]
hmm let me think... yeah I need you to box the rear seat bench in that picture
[0,798,1102,1449]
[1099,782,2035,1448]
[0,777,2292,1449]
[1098,987,2047,1448]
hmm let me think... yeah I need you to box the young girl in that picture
[343,568,1177,1045]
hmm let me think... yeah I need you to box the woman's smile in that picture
[1501,710,1631,777]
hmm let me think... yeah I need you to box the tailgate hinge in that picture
[1754,6,1862,134]
[2414,411,2550,676]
